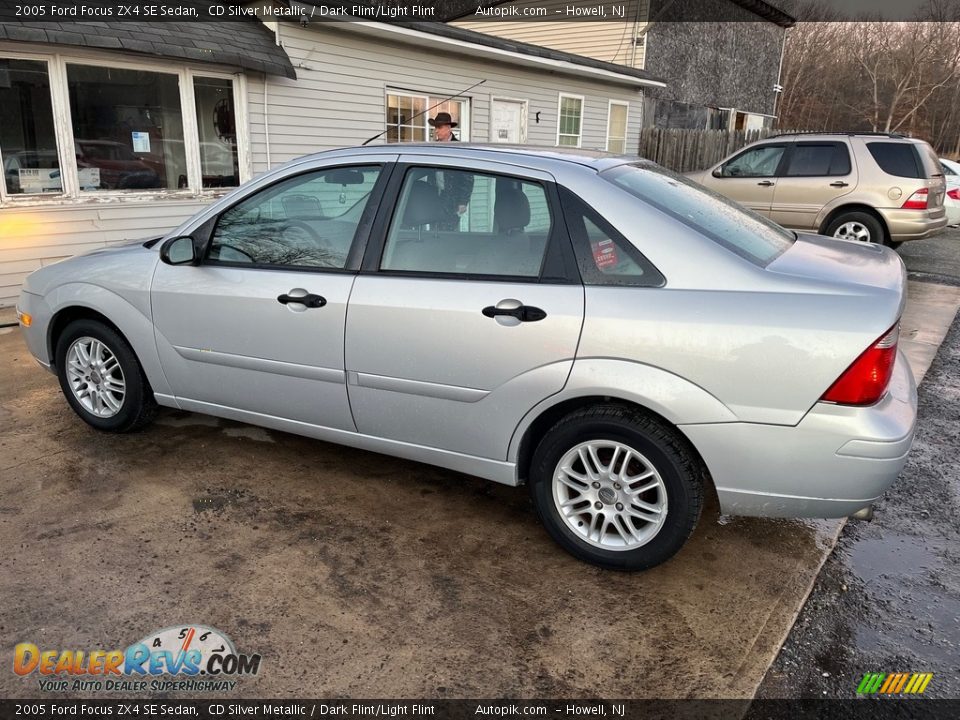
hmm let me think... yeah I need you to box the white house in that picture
[0,2,665,306]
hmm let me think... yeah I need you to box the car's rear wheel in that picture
[529,405,704,570]
[826,211,885,245]
[55,319,157,433]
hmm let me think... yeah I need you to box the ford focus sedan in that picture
[16,145,918,570]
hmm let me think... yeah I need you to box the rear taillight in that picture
[821,324,899,406]
[948,188,960,201]
[902,188,929,209]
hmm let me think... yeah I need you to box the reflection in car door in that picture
[344,158,585,462]
[150,158,395,430]
[700,142,789,217]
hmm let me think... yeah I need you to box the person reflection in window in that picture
[430,112,473,230]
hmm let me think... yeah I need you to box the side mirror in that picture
[159,235,199,266]
[712,167,723,178]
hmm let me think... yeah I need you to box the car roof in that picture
[290,143,648,174]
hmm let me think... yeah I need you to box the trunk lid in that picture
[768,232,906,307]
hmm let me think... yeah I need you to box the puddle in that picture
[222,426,275,443]
[192,496,229,513]
[845,533,942,585]
[156,412,221,428]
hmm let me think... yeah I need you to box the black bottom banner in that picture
[1,699,958,720]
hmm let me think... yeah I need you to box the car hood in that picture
[22,237,161,298]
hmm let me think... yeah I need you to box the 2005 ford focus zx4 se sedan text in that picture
[16,145,918,570]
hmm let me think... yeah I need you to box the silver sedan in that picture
[16,145,917,570]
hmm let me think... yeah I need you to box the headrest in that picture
[494,188,530,233]
[402,180,443,228]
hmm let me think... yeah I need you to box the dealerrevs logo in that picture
[14,625,261,693]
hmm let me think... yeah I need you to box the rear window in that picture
[866,142,922,178]
[785,143,851,176]
[603,163,795,267]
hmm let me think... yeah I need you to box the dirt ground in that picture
[0,326,840,700]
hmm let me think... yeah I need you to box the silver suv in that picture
[687,132,947,245]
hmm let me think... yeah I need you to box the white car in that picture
[939,157,960,225]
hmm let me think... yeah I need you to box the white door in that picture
[491,99,526,143]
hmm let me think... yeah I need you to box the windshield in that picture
[602,163,795,267]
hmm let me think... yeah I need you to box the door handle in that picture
[757,180,774,187]
[277,292,327,308]
[830,181,850,187]
[482,303,547,323]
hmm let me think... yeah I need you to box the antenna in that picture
[362,79,487,146]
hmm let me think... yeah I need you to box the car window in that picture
[560,187,664,287]
[784,143,851,177]
[720,144,785,178]
[207,165,382,269]
[380,167,551,278]
[942,162,956,176]
[604,163,795,267]
[866,142,922,179]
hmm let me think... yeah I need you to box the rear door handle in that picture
[757,180,774,187]
[482,301,547,323]
[830,181,849,187]
[277,292,327,308]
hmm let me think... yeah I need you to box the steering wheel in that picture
[281,220,331,250]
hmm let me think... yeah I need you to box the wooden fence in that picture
[638,128,806,173]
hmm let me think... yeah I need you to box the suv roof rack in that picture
[771,131,907,139]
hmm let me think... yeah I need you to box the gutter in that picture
[313,20,666,89]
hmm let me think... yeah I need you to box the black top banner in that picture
[0,0,956,24]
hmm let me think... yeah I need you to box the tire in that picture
[528,405,704,571]
[55,319,157,433]
[825,211,886,245]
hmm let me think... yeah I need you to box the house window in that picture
[67,64,187,191]
[606,101,629,154]
[0,53,247,204]
[386,91,469,143]
[0,59,62,195]
[194,76,240,188]
[557,94,584,148]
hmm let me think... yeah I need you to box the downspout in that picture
[773,25,787,123]
[264,20,281,170]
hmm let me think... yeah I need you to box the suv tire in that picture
[825,211,886,245]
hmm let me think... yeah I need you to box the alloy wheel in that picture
[833,221,873,242]
[65,336,126,418]
[552,440,668,550]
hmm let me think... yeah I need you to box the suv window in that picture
[784,143,851,177]
[719,144,786,178]
[866,142,922,179]
[604,163,795,267]
[208,165,382,269]
[380,167,551,278]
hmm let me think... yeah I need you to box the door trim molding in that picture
[349,370,489,403]
[174,345,345,384]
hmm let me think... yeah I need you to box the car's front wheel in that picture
[529,406,704,570]
[55,319,157,433]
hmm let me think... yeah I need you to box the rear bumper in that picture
[878,207,947,241]
[680,349,917,518]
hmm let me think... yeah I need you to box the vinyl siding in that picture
[258,23,644,167]
[453,0,649,69]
